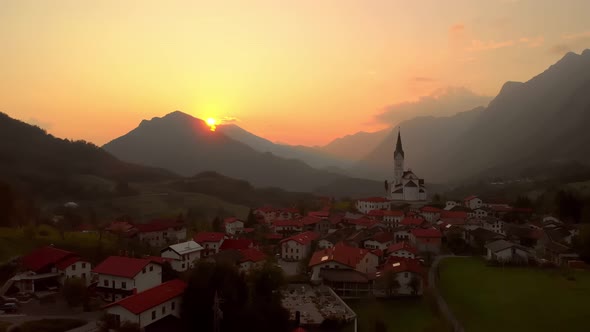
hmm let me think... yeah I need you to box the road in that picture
[429,255,465,332]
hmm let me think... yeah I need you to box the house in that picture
[318,228,355,249]
[420,206,442,223]
[355,197,391,214]
[238,248,267,273]
[374,257,425,296]
[471,208,488,219]
[193,232,226,257]
[223,217,244,236]
[382,210,405,229]
[444,201,458,210]
[104,279,186,330]
[348,217,380,230]
[272,220,304,234]
[254,207,278,223]
[393,227,412,243]
[105,221,138,237]
[400,217,425,228]
[386,241,418,259]
[318,269,374,298]
[135,220,187,247]
[466,227,505,252]
[92,256,162,302]
[363,232,394,251]
[7,246,92,295]
[485,240,530,263]
[464,195,483,210]
[536,230,579,266]
[309,242,379,281]
[219,238,255,251]
[280,231,319,261]
[160,241,203,272]
[301,215,331,235]
[409,228,442,254]
[482,217,506,236]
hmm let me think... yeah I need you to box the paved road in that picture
[429,255,465,332]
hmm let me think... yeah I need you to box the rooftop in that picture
[92,256,154,278]
[105,279,186,314]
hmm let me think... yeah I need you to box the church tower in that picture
[393,129,404,184]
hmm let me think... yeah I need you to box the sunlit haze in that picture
[1,0,590,146]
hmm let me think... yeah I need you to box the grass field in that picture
[345,298,445,332]
[439,257,590,332]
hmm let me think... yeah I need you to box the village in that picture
[0,132,586,332]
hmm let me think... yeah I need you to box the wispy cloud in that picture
[562,31,590,40]
[374,86,492,125]
[221,116,240,124]
[466,35,544,52]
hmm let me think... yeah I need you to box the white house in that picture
[464,196,483,210]
[193,232,226,256]
[387,241,418,260]
[309,243,379,281]
[485,240,530,263]
[136,220,187,247]
[92,256,162,302]
[363,232,394,251]
[444,201,458,210]
[104,279,186,330]
[160,241,204,272]
[280,231,319,261]
[223,217,244,236]
[483,218,506,236]
[272,220,304,234]
[238,248,267,274]
[472,208,488,219]
[375,258,424,296]
[355,197,391,214]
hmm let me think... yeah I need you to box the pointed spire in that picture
[395,127,404,158]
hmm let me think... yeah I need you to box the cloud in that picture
[466,35,544,52]
[375,86,493,125]
[450,24,465,33]
[27,117,52,130]
[547,44,571,55]
[562,31,590,40]
[220,116,239,124]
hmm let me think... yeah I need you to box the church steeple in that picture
[394,128,404,158]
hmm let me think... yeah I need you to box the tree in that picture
[62,277,89,307]
[556,190,584,223]
[212,216,223,232]
[245,208,257,228]
[161,261,179,282]
[408,275,422,296]
[383,271,400,297]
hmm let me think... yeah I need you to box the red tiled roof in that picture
[301,216,322,226]
[464,195,478,201]
[387,241,418,255]
[105,279,186,314]
[135,219,184,233]
[379,257,424,275]
[105,221,136,233]
[272,220,303,227]
[55,256,81,270]
[265,233,283,240]
[193,232,225,243]
[223,217,242,225]
[368,210,386,217]
[308,211,330,218]
[239,248,267,263]
[400,217,425,226]
[440,211,468,219]
[329,214,344,225]
[383,210,404,217]
[220,239,254,251]
[358,197,390,203]
[21,246,77,273]
[421,206,442,213]
[280,231,319,245]
[411,228,442,238]
[372,232,394,243]
[92,256,153,278]
[309,242,375,268]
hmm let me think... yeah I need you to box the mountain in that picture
[217,123,353,170]
[356,50,590,184]
[0,112,176,199]
[103,111,381,194]
[319,128,391,160]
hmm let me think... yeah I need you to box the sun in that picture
[206,117,217,131]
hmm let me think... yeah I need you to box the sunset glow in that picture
[206,118,217,131]
[1,0,590,146]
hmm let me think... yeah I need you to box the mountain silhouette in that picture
[356,49,590,183]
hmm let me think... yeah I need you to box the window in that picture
[162,306,166,314]
[149,266,154,272]
[182,263,185,269]
[82,263,86,269]
[71,264,76,271]
[104,279,108,286]
[142,268,146,274]
[82,273,86,279]
[152,311,156,320]
[112,280,116,287]
[122,282,127,289]
[172,302,176,310]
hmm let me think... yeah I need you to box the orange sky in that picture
[1,0,590,146]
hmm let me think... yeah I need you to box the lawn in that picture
[439,257,590,332]
[345,298,445,332]
[13,319,86,332]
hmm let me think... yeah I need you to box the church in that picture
[386,130,427,201]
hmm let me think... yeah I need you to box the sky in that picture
[1,0,590,146]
